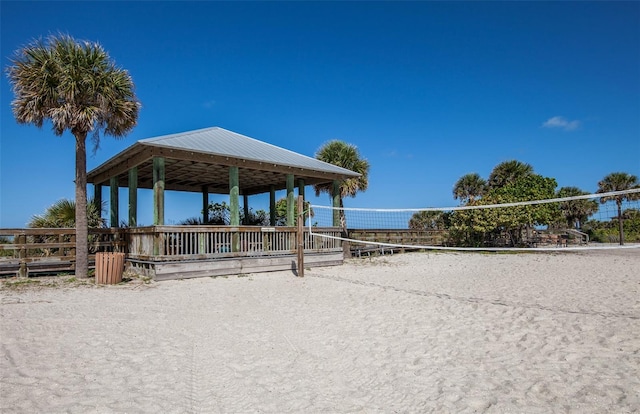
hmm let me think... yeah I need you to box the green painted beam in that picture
[110,176,119,228]
[202,185,209,224]
[128,167,138,227]
[229,166,240,226]
[229,166,240,252]
[243,194,249,225]
[94,184,102,222]
[286,174,295,226]
[153,157,165,225]
[298,178,306,225]
[269,185,276,226]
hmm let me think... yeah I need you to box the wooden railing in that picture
[0,226,344,276]
[127,226,343,261]
[0,228,127,276]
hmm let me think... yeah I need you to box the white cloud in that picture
[542,116,581,131]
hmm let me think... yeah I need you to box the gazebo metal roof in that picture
[87,127,360,195]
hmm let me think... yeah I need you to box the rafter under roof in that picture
[87,127,360,195]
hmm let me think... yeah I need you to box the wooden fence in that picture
[347,229,447,256]
[0,228,126,277]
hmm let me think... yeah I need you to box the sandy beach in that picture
[1,250,639,413]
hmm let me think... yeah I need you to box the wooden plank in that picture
[151,253,343,281]
[0,242,75,250]
[0,260,76,276]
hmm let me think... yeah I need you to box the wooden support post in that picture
[269,185,276,226]
[243,194,249,225]
[332,180,348,257]
[297,195,304,277]
[70,233,76,272]
[202,185,209,224]
[153,230,160,256]
[286,174,295,226]
[112,229,120,253]
[229,166,240,252]
[110,176,119,228]
[18,262,27,279]
[153,157,165,225]
[58,234,65,257]
[128,167,138,227]
[229,166,240,226]
[297,179,306,226]
[94,184,102,221]
[17,234,27,278]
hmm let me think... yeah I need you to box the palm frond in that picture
[7,34,140,143]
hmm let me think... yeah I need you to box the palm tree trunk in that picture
[617,201,624,246]
[75,132,89,278]
[339,198,347,232]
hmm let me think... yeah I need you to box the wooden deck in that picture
[125,226,343,280]
[0,226,343,280]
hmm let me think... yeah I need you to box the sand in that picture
[1,250,639,413]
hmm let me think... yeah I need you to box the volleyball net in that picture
[307,188,640,252]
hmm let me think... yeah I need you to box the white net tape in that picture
[309,189,640,252]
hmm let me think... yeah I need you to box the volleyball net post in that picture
[297,195,304,277]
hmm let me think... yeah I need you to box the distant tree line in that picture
[180,198,314,227]
[409,161,640,246]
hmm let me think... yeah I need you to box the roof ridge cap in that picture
[139,126,221,142]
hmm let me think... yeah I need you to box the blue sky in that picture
[1,1,639,227]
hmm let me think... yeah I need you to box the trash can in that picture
[95,252,125,285]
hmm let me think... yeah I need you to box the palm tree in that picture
[487,160,533,189]
[7,34,139,278]
[597,172,640,245]
[28,198,105,256]
[556,187,598,229]
[274,198,313,226]
[453,173,486,203]
[28,198,105,229]
[313,140,369,229]
[408,210,448,230]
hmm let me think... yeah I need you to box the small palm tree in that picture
[274,198,313,226]
[28,198,105,229]
[487,160,533,189]
[597,172,640,245]
[453,173,486,203]
[556,187,598,229]
[408,210,448,230]
[7,34,139,277]
[28,198,105,256]
[313,140,369,229]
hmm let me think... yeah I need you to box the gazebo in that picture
[86,127,359,280]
